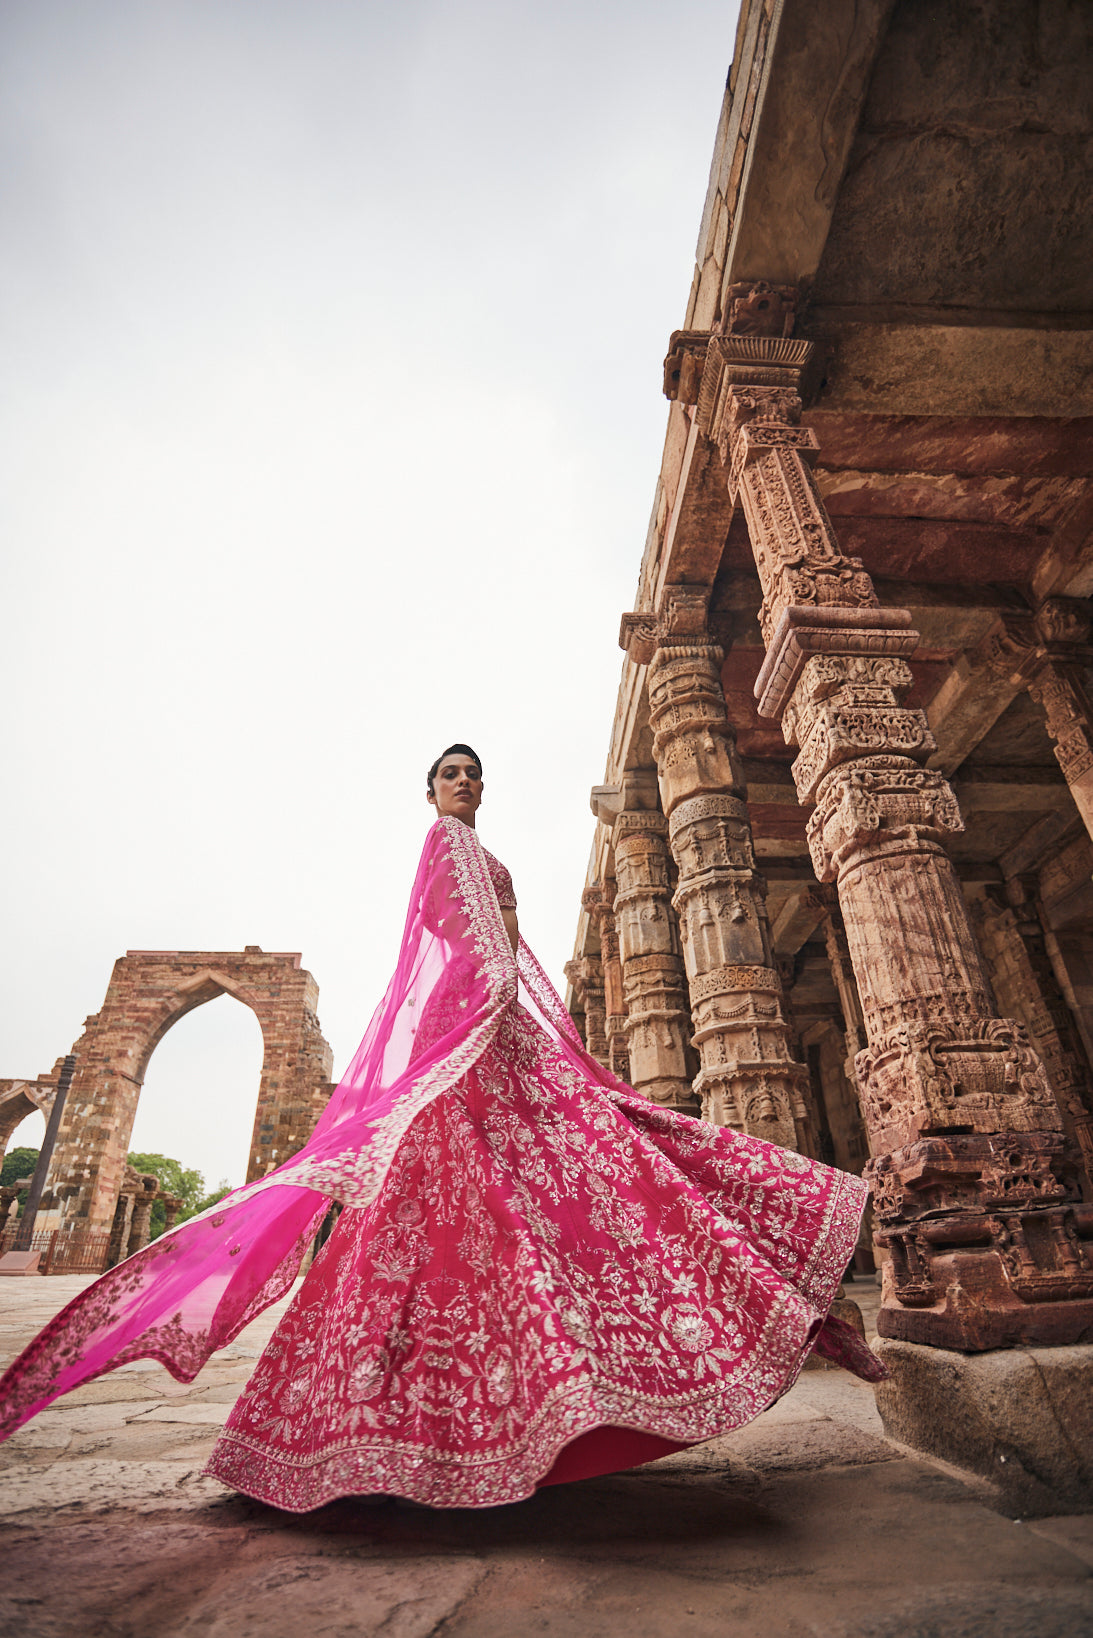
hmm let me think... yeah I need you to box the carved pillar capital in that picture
[613,809,669,843]
[806,759,964,885]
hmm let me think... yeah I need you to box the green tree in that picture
[194,1179,232,1214]
[127,1152,206,1239]
[1,1145,41,1218]
[1,1146,41,1190]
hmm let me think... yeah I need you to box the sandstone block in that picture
[874,1337,1093,1515]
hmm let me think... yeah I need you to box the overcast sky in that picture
[1,0,739,1190]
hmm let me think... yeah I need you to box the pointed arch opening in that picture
[131,991,265,1198]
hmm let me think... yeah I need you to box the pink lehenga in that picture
[0,816,882,1509]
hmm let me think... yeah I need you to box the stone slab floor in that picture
[1,1276,1090,1638]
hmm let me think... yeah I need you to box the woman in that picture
[0,743,883,1509]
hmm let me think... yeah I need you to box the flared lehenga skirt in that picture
[204,1004,874,1511]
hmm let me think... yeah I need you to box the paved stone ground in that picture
[1,1275,1090,1637]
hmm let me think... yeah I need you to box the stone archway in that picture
[0,1079,53,1157]
[42,948,334,1234]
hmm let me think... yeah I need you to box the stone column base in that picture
[874,1337,1093,1516]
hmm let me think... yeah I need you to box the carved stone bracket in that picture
[1036,597,1093,648]
[663,330,710,404]
[619,612,659,665]
[620,587,718,665]
[989,597,1093,843]
[723,279,799,338]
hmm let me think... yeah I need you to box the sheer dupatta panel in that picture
[0,817,516,1440]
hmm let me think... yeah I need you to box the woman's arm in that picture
[501,907,519,958]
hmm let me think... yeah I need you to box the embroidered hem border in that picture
[203,1167,867,1511]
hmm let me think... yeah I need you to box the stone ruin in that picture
[565,0,1093,1511]
[0,948,333,1265]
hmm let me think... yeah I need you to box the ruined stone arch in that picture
[40,948,334,1233]
[0,1080,50,1158]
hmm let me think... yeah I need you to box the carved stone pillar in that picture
[583,882,630,1084]
[973,884,1093,1189]
[818,891,868,1086]
[564,955,608,1068]
[1026,599,1093,845]
[611,811,697,1112]
[776,954,822,1157]
[624,588,808,1146]
[700,322,1093,1349]
[107,1191,134,1268]
[127,1193,155,1257]
[977,599,1093,846]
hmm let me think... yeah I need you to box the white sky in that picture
[1,0,740,1190]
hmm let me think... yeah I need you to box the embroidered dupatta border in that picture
[249,816,518,1213]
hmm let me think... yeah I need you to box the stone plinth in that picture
[875,1337,1093,1517]
[0,1252,40,1277]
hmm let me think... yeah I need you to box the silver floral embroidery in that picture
[198,837,878,1513]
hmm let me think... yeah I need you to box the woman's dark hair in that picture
[427,743,484,796]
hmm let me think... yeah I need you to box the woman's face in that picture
[428,753,483,826]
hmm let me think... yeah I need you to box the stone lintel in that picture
[874,1338,1093,1517]
[952,777,1074,815]
[809,323,1093,420]
[722,0,894,291]
[754,604,918,721]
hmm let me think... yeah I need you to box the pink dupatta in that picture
[0,817,519,1440]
